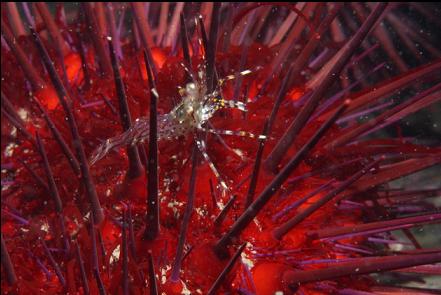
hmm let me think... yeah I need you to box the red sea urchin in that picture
[1,2,441,294]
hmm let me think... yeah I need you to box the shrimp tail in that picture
[89,117,150,165]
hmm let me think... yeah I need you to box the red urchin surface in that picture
[1,3,441,295]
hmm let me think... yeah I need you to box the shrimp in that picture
[90,61,262,192]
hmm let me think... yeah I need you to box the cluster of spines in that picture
[1,2,441,294]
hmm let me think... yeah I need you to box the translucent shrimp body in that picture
[90,67,254,192]
[89,79,219,165]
